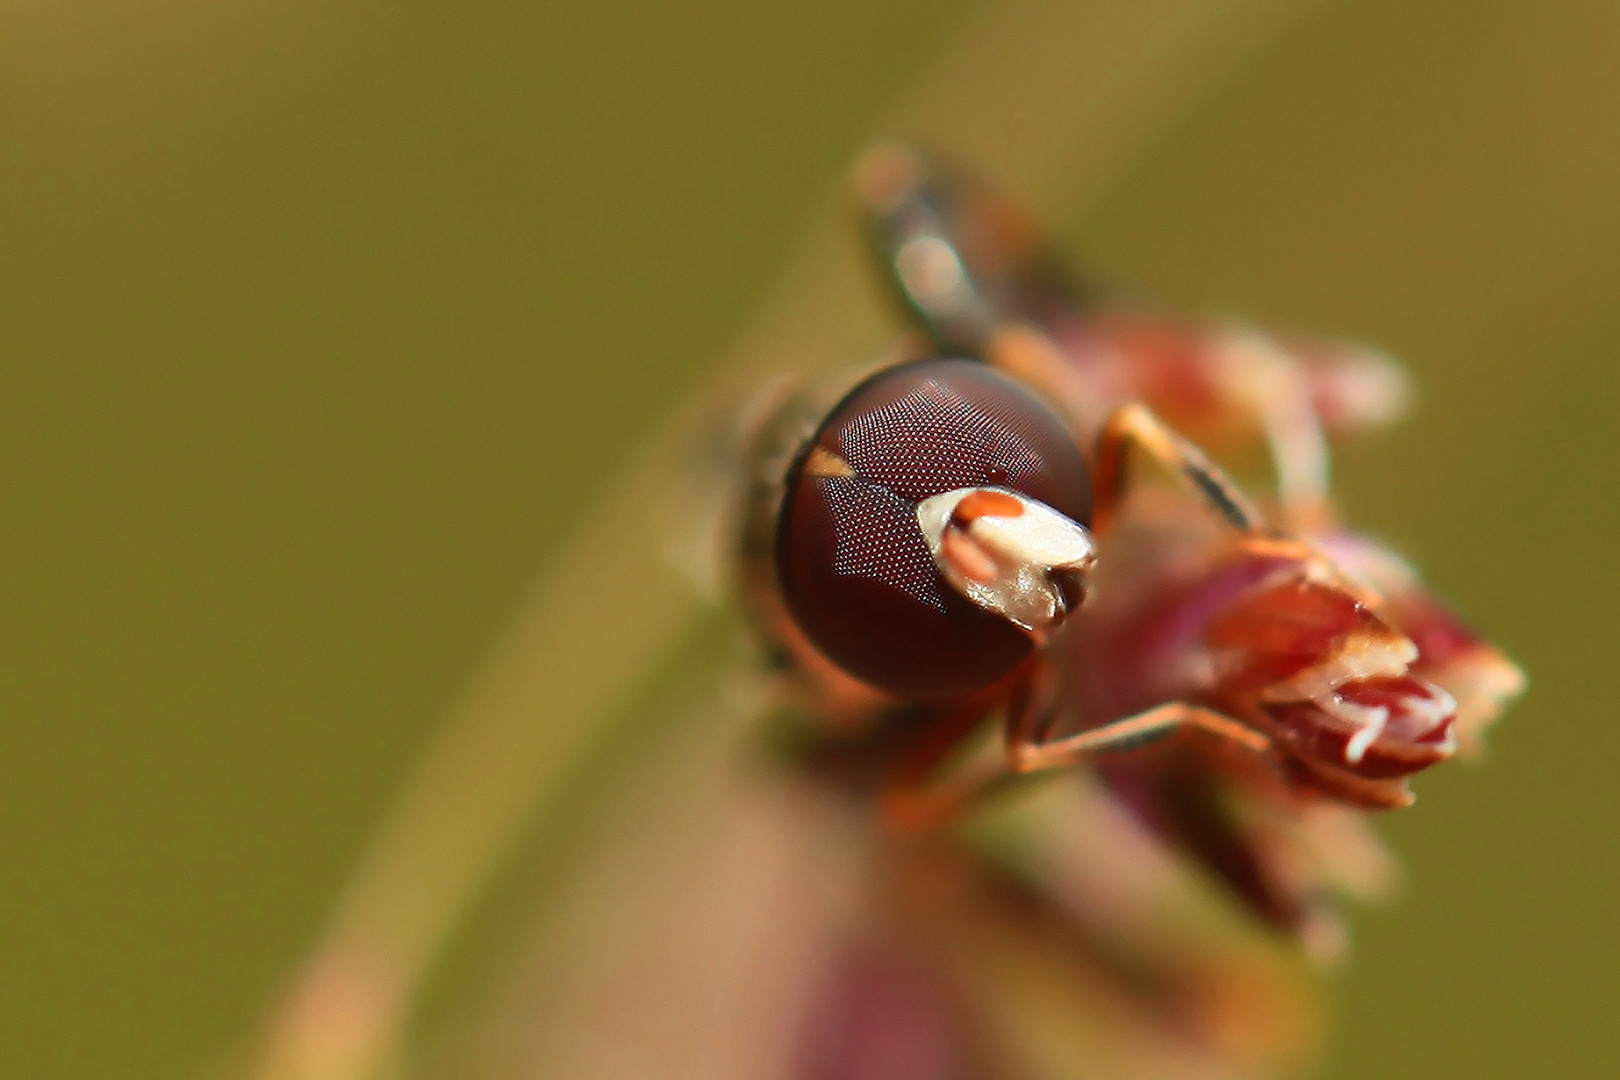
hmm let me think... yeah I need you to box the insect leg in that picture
[1009,701,1271,774]
[876,701,1007,832]
[879,700,1271,828]
[1093,402,1264,535]
[879,763,999,832]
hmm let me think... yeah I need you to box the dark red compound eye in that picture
[775,358,1093,698]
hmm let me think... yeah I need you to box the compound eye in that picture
[775,358,1092,698]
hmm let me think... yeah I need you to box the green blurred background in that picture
[1,1,1615,1077]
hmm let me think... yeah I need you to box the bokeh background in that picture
[2,0,1616,1077]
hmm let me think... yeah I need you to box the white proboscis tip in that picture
[916,487,1097,636]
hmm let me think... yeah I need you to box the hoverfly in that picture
[724,146,1523,1074]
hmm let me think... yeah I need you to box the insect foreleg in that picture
[1008,702,1270,774]
[1094,402,1263,534]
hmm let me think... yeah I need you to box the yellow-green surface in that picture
[1,1,1614,1078]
